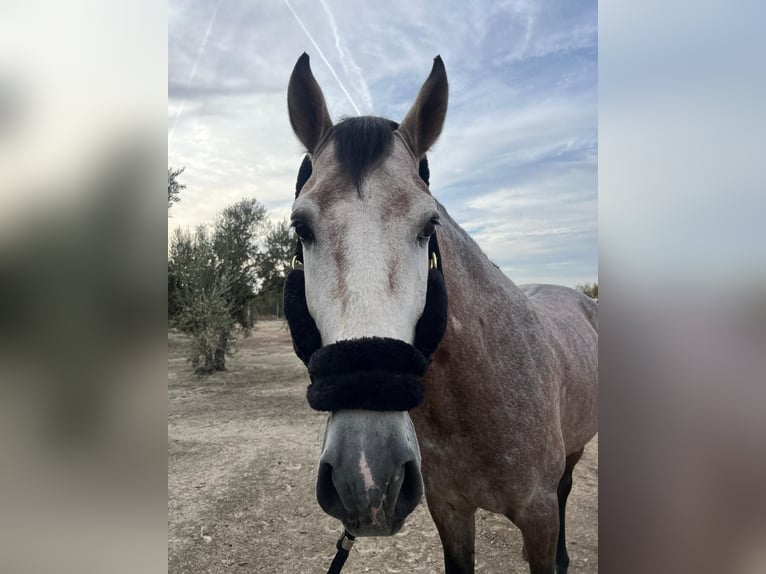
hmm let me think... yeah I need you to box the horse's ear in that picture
[288,53,333,153]
[399,56,448,158]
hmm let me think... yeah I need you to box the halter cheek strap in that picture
[283,154,448,412]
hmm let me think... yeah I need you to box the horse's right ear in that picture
[288,53,333,154]
[399,56,449,158]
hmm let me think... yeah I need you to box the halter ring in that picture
[429,252,438,270]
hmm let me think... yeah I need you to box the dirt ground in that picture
[168,321,598,573]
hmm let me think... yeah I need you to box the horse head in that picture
[284,53,449,536]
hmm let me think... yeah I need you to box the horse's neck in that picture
[436,202,533,329]
[420,203,541,418]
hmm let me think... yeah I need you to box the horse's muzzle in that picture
[316,460,423,536]
[315,411,424,536]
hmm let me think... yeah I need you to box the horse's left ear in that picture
[399,56,449,158]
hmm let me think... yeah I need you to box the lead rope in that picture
[326,529,355,574]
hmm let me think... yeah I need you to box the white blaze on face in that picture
[295,138,436,346]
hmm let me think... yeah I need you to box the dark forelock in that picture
[330,116,398,189]
[295,117,430,198]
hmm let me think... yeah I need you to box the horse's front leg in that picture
[426,492,477,574]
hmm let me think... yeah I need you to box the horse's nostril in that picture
[316,462,346,520]
[394,460,423,520]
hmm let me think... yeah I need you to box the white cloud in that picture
[168,0,597,286]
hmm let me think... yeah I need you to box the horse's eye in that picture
[419,217,440,240]
[292,220,314,243]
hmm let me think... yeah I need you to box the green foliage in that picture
[168,198,267,375]
[168,167,185,211]
[168,227,235,374]
[254,219,295,317]
[576,282,599,299]
[213,199,267,329]
[184,281,236,375]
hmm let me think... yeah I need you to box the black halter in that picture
[283,154,448,412]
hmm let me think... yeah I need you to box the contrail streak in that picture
[318,0,372,112]
[282,0,361,116]
[169,0,223,142]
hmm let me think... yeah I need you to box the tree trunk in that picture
[213,330,228,371]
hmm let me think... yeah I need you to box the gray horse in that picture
[286,53,597,574]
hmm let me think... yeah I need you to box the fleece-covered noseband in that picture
[283,155,448,412]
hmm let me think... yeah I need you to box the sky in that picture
[168,0,597,287]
